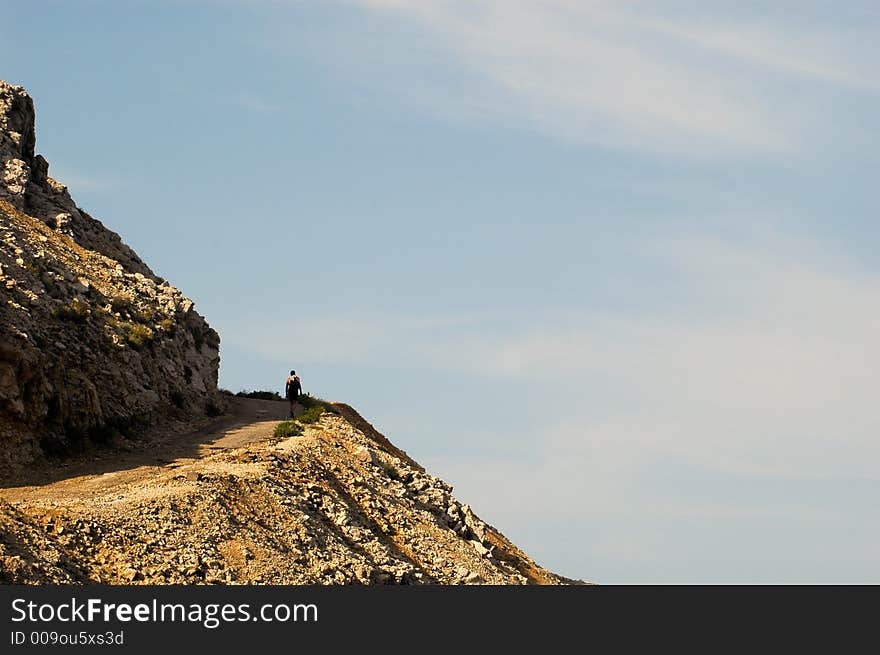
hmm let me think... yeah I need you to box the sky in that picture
[3,0,879,583]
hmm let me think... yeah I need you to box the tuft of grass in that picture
[134,306,154,323]
[273,421,303,440]
[54,298,90,322]
[271,403,325,442]
[298,394,340,415]
[379,459,399,480]
[268,395,339,443]
[123,323,154,349]
[157,317,175,335]
[297,404,325,425]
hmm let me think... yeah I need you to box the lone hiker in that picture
[285,369,302,417]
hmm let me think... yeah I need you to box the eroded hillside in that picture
[0,398,572,585]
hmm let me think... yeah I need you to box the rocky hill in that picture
[0,397,573,585]
[0,81,220,474]
[0,81,575,585]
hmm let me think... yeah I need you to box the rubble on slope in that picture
[0,405,571,585]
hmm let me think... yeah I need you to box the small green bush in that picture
[55,298,90,322]
[123,323,154,349]
[379,459,399,480]
[157,317,175,335]
[134,307,155,323]
[297,404,325,425]
[273,421,302,440]
[298,394,340,415]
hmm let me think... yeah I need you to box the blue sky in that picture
[3,1,879,582]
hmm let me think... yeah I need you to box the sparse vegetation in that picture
[236,390,284,401]
[379,459,399,480]
[297,404,325,425]
[272,421,303,440]
[110,295,131,314]
[299,394,339,415]
[267,399,329,445]
[54,298,90,322]
[134,306,154,323]
[122,322,153,349]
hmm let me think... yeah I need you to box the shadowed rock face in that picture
[0,81,220,473]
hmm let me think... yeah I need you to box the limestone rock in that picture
[354,445,377,465]
[0,80,221,473]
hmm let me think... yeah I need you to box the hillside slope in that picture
[0,79,577,586]
[0,398,575,585]
[0,81,220,473]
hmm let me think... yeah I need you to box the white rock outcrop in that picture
[0,81,221,473]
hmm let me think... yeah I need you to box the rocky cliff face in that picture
[0,81,220,473]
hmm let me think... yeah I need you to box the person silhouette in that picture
[285,369,302,417]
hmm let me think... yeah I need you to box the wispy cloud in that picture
[635,15,878,92]
[335,0,876,154]
[458,232,880,481]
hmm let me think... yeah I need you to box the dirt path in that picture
[0,397,297,503]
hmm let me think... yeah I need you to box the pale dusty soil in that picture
[0,397,295,502]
